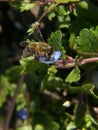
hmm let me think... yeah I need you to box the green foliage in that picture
[20,3,35,12]
[55,0,79,3]
[76,1,98,22]
[1,1,98,130]
[48,66,57,76]
[56,5,71,28]
[65,67,80,83]
[81,83,98,98]
[33,111,59,130]
[41,75,64,90]
[0,76,9,107]
[47,30,62,50]
[16,83,26,110]
[20,57,47,74]
[6,66,22,82]
[75,28,98,55]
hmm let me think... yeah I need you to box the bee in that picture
[20,41,54,60]
[20,25,54,61]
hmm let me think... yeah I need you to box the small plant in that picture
[1,0,98,130]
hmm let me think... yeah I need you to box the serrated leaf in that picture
[47,30,62,50]
[65,67,80,83]
[76,28,98,55]
[20,3,35,12]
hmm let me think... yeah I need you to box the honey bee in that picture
[20,41,54,60]
[20,25,54,61]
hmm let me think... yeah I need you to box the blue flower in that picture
[17,108,27,120]
[39,51,61,64]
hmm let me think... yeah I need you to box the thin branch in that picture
[3,75,24,130]
[55,56,98,68]
[37,2,59,23]
[36,0,55,5]
[75,93,84,120]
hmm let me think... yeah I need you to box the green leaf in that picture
[81,83,98,98]
[0,76,9,107]
[46,3,56,12]
[16,93,26,111]
[69,33,77,49]
[55,0,79,3]
[76,29,98,55]
[41,75,63,90]
[27,23,36,35]
[34,124,45,130]
[65,67,80,83]
[41,74,49,90]
[66,121,76,130]
[47,30,62,50]
[20,57,47,74]
[9,84,16,97]
[89,114,98,126]
[48,66,57,76]
[20,3,35,12]
[57,5,69,16]
[48,12,56,21]
[58,15,71,29]
[52,122,60,130]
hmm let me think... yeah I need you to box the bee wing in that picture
[19,41,28,48]
[33,26,45,42]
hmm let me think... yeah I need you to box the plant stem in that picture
[55,56,98,68]
[3,75,24,130]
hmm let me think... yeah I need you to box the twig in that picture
[55,56,98,68]
[36,0,55,5]
[37,2,59,23]
[75,93,84,120]
[3,75,24,130]
[43,89,62,100]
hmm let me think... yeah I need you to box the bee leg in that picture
[35,52,39,59]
